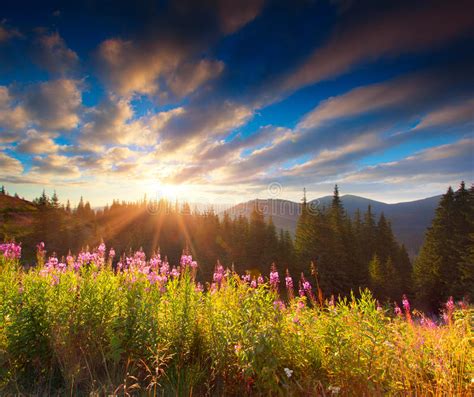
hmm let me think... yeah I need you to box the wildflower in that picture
[284,368,293,378]
[109,248,116,258]
[446,296,455,312]
[273,300,285,310]
[376,301,382,312]
[213,262,225,285]
[269,263,279,289]
[148,272,159,284]
[394,303,402,317]
[402,294,410,312]
[329,295,335,308]
[257,276,264,285]
[170,267,180,278]
[297,300,305,310]
[250,280,257,288]
[285,272,293,290]
[195,282,204,292]
[0,242,22,259]
[97,242,106,256]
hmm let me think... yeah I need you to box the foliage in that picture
[0,243,472,395]
[414,182,474,311]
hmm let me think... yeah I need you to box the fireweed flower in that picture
[376,301,383,312]
[213,262,225,285]
[109,248,116,259]
[269,263,279,289]
[394,303,402,317]
[273,300,285,310]
[250,280,257,288]
[242,274,251,283]
[285,272,293,290]
[402,295,410,312]
[446,296,455,312]
[0,242,22,259]
[98,243,106,256]
[257,276,264,285]
[170,267,180,278]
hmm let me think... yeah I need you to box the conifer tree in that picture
[413,183,473,310]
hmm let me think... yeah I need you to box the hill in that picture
[0,194,37,242]
[223,194,442,256]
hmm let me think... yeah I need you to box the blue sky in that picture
[0,0,473,205]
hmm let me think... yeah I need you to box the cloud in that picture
[23,79,82,130]
[30,154,81,178]
[167,59,224,97]
[96,38,182,96]
[214,0,265,33]
[281,0,474,93]
[15,129,59,154]
[0,151,23,176]
[297,75,429,129]
[0,86,28,132]
[96,37,224,98]
[80,96,183,146]
[344,138,474,183]
[415,98,474,130]
[33,32,79,75]
[160,100,253,147]
[94,0,265,97]
[0,23,21,43]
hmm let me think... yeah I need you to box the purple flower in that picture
[269,264,279,289]
[97,243,106,256]
[109,248,116,258]
[213,263,225,285]
[0,242,22,259]
[394,303,402,316]
[273,300,285,310]
[402,295,410,312]
[250,280,257,288]
[285,275,293,290]
[446,296,455,312]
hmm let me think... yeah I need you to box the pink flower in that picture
[269,264,279,289]
[0,242,22,259]
[394,303,402,317]
[402,295,410,312]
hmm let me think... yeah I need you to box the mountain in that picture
[222,194,442,257]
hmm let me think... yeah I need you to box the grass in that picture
[0,244,473,396]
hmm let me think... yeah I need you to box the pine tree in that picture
[51,190,60,209]
[369,254,384,299]
[413,184,473,310]
[0,185,5,195]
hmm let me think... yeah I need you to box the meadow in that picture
[0,242,472,396]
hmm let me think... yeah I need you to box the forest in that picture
[1,182,472,311]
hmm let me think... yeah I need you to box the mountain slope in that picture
[223,195,442,256]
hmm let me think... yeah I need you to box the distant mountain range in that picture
[0,193,442,258]
[222,194,442,257]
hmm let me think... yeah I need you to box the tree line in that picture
[2,182,472,309]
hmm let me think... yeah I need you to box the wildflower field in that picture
[0,242,472,396]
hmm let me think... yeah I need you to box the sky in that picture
[0,0,473,206]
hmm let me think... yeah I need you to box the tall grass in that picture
[0,242,472,395]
